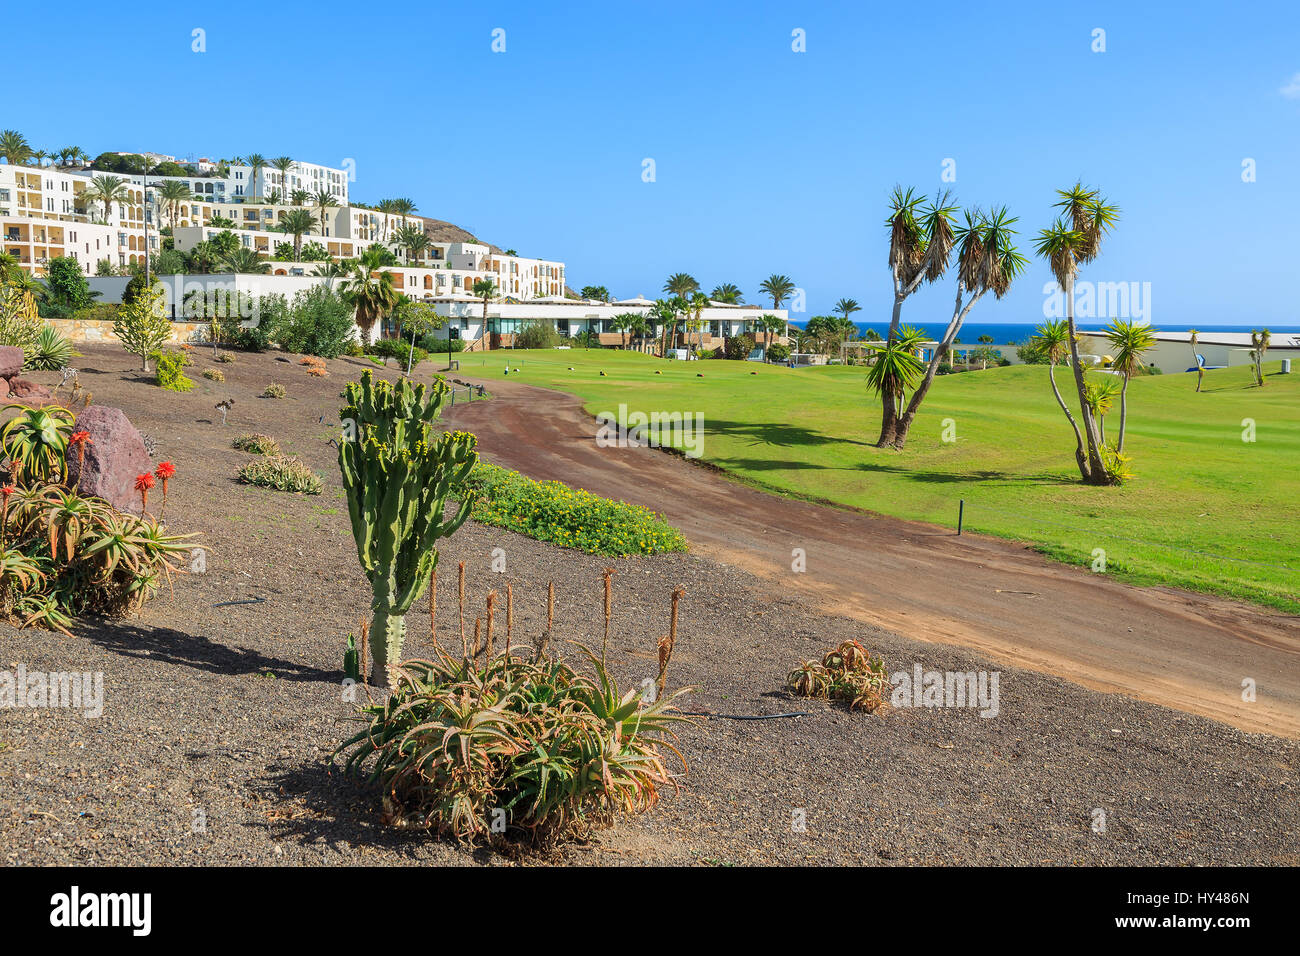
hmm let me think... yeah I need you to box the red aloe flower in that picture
[1,484,14,548]
[134,471,156,514]
[69,430,93,489]
[154,461,176,520]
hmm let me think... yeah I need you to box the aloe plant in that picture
[338,370,478,686]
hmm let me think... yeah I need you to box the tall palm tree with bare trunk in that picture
[243,154,267,199]
[83,175,131,225]
[1033,183,1121,485]
[889,207,1027,449]
[278,208,316,262]
[877,188,959,445]
[312,189,337,237]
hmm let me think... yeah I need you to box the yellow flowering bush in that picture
[463,463,687,556]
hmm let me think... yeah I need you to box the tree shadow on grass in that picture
[719,455,1078,486]
[76,617,339,683]
[703,417,875,450]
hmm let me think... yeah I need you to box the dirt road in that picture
[448,375,1300,738]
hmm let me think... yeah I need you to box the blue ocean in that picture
[837,322,1300,345]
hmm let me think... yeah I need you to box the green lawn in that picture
[455,348,1300,613]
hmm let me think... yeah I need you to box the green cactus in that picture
[338,370,478,686]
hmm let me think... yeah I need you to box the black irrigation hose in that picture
[211,598,266,608]
[679,710,809,720]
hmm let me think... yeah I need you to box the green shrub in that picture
[368,337,428,368]
[27,325,76,371]
[334,647,692,846]
[154,350,195,392]
[236,454,321,494]
[419,334,465,353]
[767,342,791,363]
[232,433,281,455]
[463,462,687,556]
[215,351,235,363]
[262,383,286,399]
[724,332,756,360]
[514,320,561,350]
[272,286,354,358]
[202,368,224,382]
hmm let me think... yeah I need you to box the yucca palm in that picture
[1250,328,1271,386]
[865,327,927,419]
[1104,318,1156,453]
[0,130,32,166]
[1083,375,1122,444]
[1033,319,1085,463]
[83,174,130,225]
[1033,183,1121,484]
[278,208,316,262]
[888,205,1026,449]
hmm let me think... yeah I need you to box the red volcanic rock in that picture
[0,378,10,399]
[6,378,52,401]
[0,347,23,379]
[66,406,153,512]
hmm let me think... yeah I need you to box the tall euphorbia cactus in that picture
[339,371,478,686]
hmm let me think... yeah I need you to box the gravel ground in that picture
[1,345,1296,866]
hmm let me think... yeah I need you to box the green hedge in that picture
[462,463,687,556]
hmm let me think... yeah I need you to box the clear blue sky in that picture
[6,0,1298,326]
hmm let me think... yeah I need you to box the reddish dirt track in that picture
[447,374,1300,739]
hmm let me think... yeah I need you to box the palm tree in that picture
[340,264,401,345]
[218,247,270,274]
[650,299,677,356]
[1188,329,1204,392]
[472,279,497,347]
[0,130,32,166]
[710,283,743,304]
[82,174,131,224]
[278,208,316,262]
[391,198,417,225]
[1104,318,1157,453]
[290,188,309,207]
[609,312,639,349]
[866,327,927,421]
[1033,183,1121,484]
[756,314,781,360]
[833,298,861,326]
[312,189,337,236]
[244,154,268,199]
[393,223,428,264]
[270,156,294,199]
[157,180,193,228]
[889,206,1027,449]
[689,292,709,355]
[375,199,398,240]
[32,149,48,168]
[1250,328,1271,386]
[877,188,960,444]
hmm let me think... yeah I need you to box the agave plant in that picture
[1,404,74,483]
[27,325,75,371]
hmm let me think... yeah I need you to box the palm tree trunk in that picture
[1116,374,1130,453]
[1048,361,1086,472]
[877,292,906,446]
[1064,278,1108,483]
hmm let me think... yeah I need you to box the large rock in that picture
[0,378,9,400]
[7,378,52,402]
[66,406,153,512]
[0,347,23,379]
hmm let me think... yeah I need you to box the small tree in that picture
[1250,329,1271,386]
[113,285,171,370]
